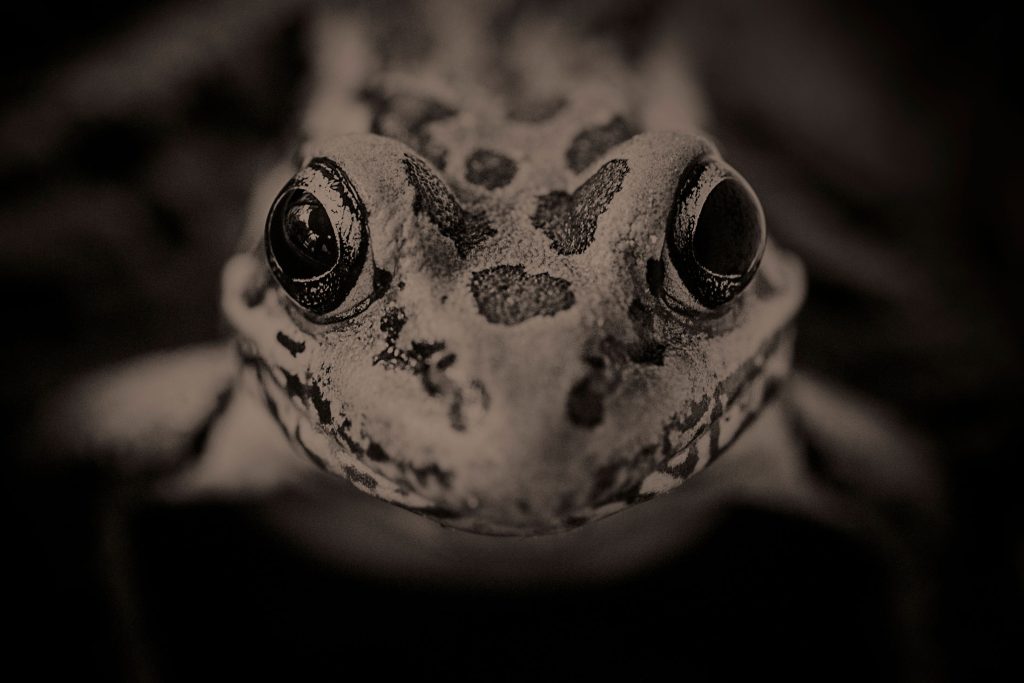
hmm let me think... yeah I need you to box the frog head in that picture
[222,127,804,535]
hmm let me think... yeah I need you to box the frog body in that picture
[51,2,811,538]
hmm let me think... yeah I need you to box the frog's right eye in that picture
[661,156,766,314]
[265,158,375,320]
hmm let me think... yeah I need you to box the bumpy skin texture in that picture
[225,123,804,534]
[199,3,805,535]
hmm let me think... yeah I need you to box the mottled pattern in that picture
[566,336,635,428]
[469,265,576,325]
[366,92,456,169]
[343,465,378,490]
[256,353,459,499]
[212,26,807,533]
[366,441,454,489]
[275,331,305,356]
[464,149,517,189]
[658,396,711,465]
[625,299,666,365]
[403,155,496,256]
[279,369,333,427]
[372,306,483,432]
[565,116,637,172]
[39,1,815,540]
[372,307,445,374]
[588,444,659,507]
[531,159,629,255]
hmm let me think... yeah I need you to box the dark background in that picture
[3,1,1020,679]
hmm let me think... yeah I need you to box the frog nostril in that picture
[692,178,763,277]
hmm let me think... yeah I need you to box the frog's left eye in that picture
[661,157,766,313]
[265,158,374,319]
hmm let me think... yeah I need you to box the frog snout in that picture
[386,337,650,531]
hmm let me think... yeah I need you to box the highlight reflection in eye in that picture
[281,193,337,274]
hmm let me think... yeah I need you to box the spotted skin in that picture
[402,154,495,257]
[213,7,806,535]
[365,91,457,170]
[469,265,575,325]
[531,159,630,255]
[464,149,518,190]
[566,116,639,173]
[276,332,305,356]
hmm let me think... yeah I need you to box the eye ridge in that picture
[307,157,369,223]
[266,159,371,317]
[665,157,766,310]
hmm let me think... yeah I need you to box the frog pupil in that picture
[281,193,337,272]
[692,178,761,277]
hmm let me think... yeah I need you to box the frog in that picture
[47,0,819,545]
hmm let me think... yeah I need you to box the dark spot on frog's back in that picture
[469,265,575,325]
[566,116,638,173]
[464,149,517,190]
[402,155,496,257]
[532,159,629,255]
[364,91,455,169]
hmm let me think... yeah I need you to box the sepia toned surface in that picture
[3,0,1020,680]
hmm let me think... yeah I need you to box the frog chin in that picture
[260,396,799,584]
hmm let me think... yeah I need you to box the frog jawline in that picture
[579,325,797,531]
[473,324,798,536]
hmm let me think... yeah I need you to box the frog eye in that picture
[265,158,374,319]
[662,157,766,312]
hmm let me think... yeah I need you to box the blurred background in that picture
[3,0,1020,679]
